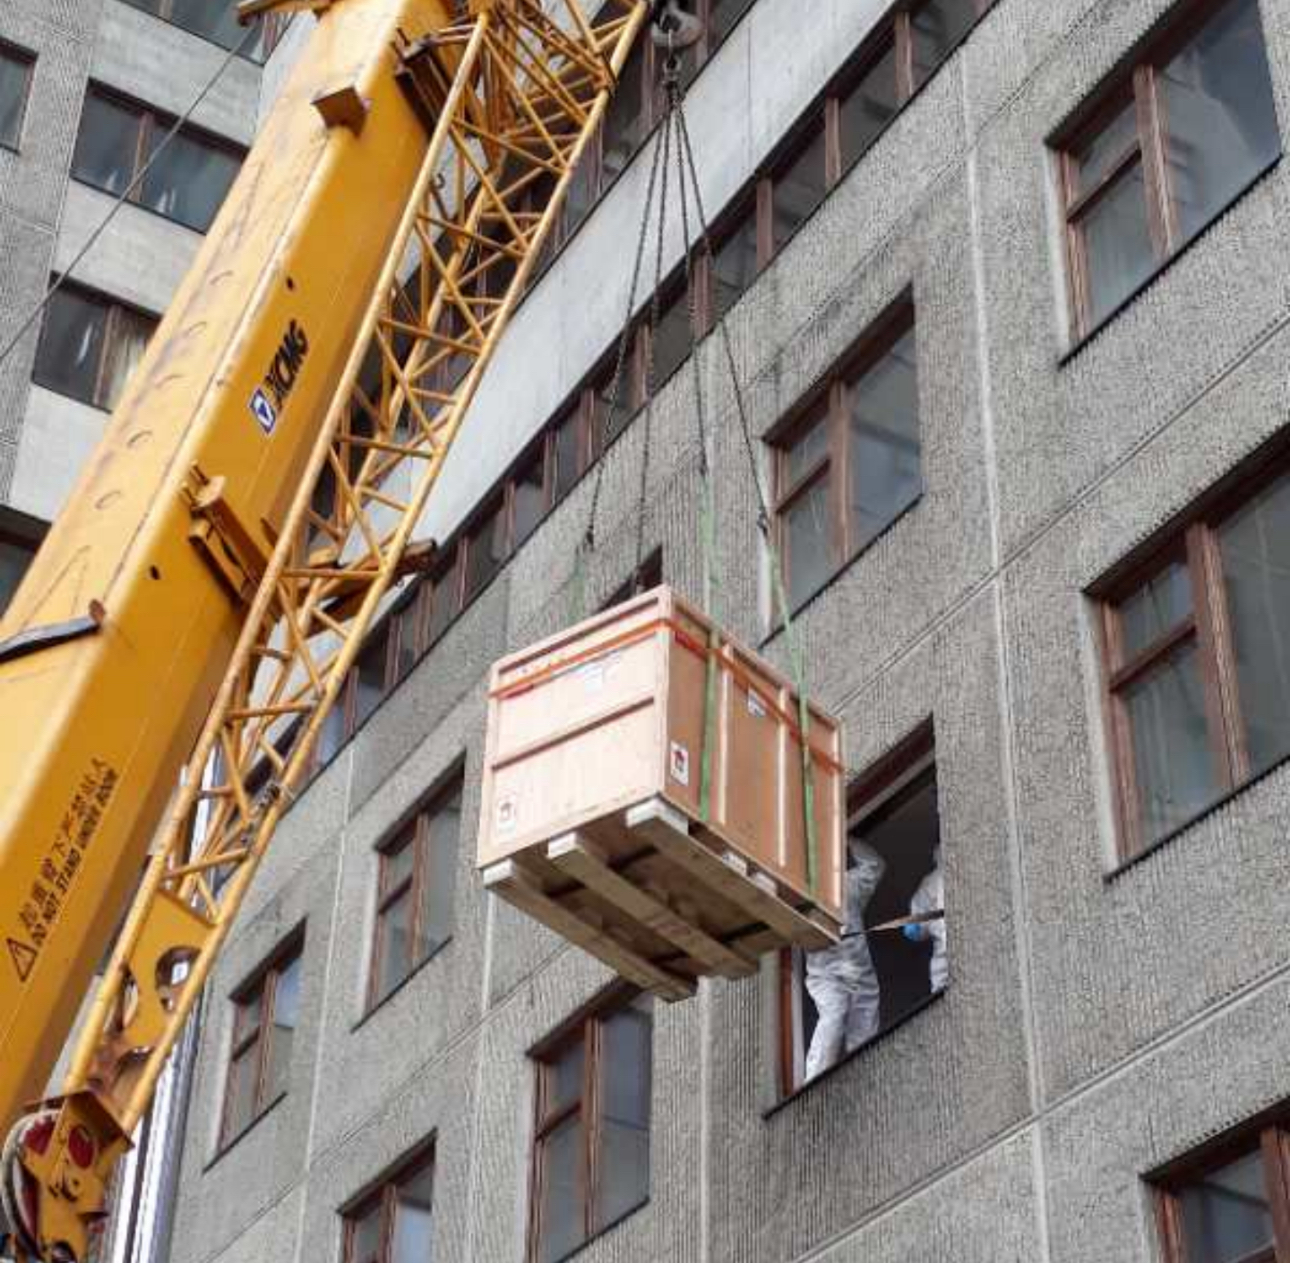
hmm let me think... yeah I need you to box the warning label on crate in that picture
[496,794,519,836]
[746,689,768,720]
[669,741,690,787]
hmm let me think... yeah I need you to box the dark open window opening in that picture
[0,510,45,620]
[0,42,35,151]
[367,778,462,1010]
[1097,454,1290,859]
[32,279,157,412]
[528,991,653,1263]
[1154,1114,1290,1263]
[780,728,943,1094]
[219,934,304,1150]
[71,84,246,233]
[1055,0,1282,341]
[342,1143,435,1263]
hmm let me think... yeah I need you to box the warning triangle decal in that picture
[7,938,37,983]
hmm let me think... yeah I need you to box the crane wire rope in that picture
[0,20,259,377]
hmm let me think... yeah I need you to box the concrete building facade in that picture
[9,0,1290,1261]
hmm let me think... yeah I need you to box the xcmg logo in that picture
[250,318,310,435]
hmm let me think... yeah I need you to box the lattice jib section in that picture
[66,0,648,1131]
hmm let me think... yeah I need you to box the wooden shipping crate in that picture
[478,586,844,1001]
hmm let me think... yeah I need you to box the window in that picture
[32,282,157,411]
[780,728,943,1092]
[118,0,289,62]
[601,550,664,611]
[0,513,43,619]
[72,86,244,232]
[369,780,462,1008]
[344,1147,435,1263]
[771,300,919,610]
[529,993,653,1263]
[220,937,304,1147]
[1099,461,1290,857]
[1155,1119,1290,1263]
[0,43,34,151]
[1057,0,1281,338]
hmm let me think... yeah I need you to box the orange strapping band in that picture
[491,618,843,774]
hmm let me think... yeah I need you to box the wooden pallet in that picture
[484,796,840,1002]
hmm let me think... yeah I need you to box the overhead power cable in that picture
[0,20,257,375]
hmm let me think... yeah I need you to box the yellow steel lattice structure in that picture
[0,1,647,1258]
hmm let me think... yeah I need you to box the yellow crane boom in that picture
[0,1,648,1258]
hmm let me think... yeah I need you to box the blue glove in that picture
[902,923,926,942]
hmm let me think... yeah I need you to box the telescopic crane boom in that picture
[0,1,648,1257]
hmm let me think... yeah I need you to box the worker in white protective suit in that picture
[803,838,886,1080]
[903,845,947,992]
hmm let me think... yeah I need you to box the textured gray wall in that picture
[136,0,1290,1261]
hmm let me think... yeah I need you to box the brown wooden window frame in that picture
[71,84,247,232]
[31,278,159,412]
[1056,0,1283,342]
[1154,1117,1290,1263]
[366,776,463,1012]
[769,296,918,612]
[218,933,304,1151]
[527,989,653,1263]
[1098,455,1290,861]
[341,1142,436,1263]
[0,41,35,153]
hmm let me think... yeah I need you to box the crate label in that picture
[746,689,768,720]
[669,741,690,786]
[576,658,606,691]
[496,794,519,835]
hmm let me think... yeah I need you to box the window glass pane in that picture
[99,305,154,410]
[223,1044,260,1140]
[594,366,633,448]
[784,412,828,488]
[1178,1149,1274,1263]
[1123,641,1218,843]
[772,119,828,251]
[376,887,415,1001]
[563,143,599,238]
[72,93,141,197]
[783,475,835,608]
[545,1042,585,1118]
[383,827,417,894]
[1072,99,1139,199]
[910,0,978,85]
[316,693,348,767]
[840,45,900,170]
[0,536,36,617]
[597,1009,652,1228]
[464,503,507,601]
[1219,472,1290,776]
[513,450,547,546]
[348,1200,384,1263]
[712,209,758,319]
[1079,161,1156,329]
[537,1115,585,1263]
[141,126,240,232]
[710,0,754,43]
[393,597,421,682]
[169,0,245,50]
[418,790,460,958]
[35,287,108,407]
[552,408,583,502]
[847,326,920,552]
[602,46,645,185]
[426,553,460,643]
[1160,0,1280,245]
[1119,560,1192,661]
[649,290,692,390]
[393,1165,435,1263]
[353,629,388,730]
[0,49,31,149]
[264,953,302,1101]
[235,983,265,1039]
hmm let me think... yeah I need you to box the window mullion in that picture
[94,302,118,409]
[830,380,848,562]
[1133,64,1173,260]
[1262,1128,1290,1263]
[1186,523,1236,793]
[379,1184,397,1263]
[254,973,277,1114]
[894,12,915,103]
[583,1019,599,1238]
[823,96,842,189]
[1195,520,1251,784]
